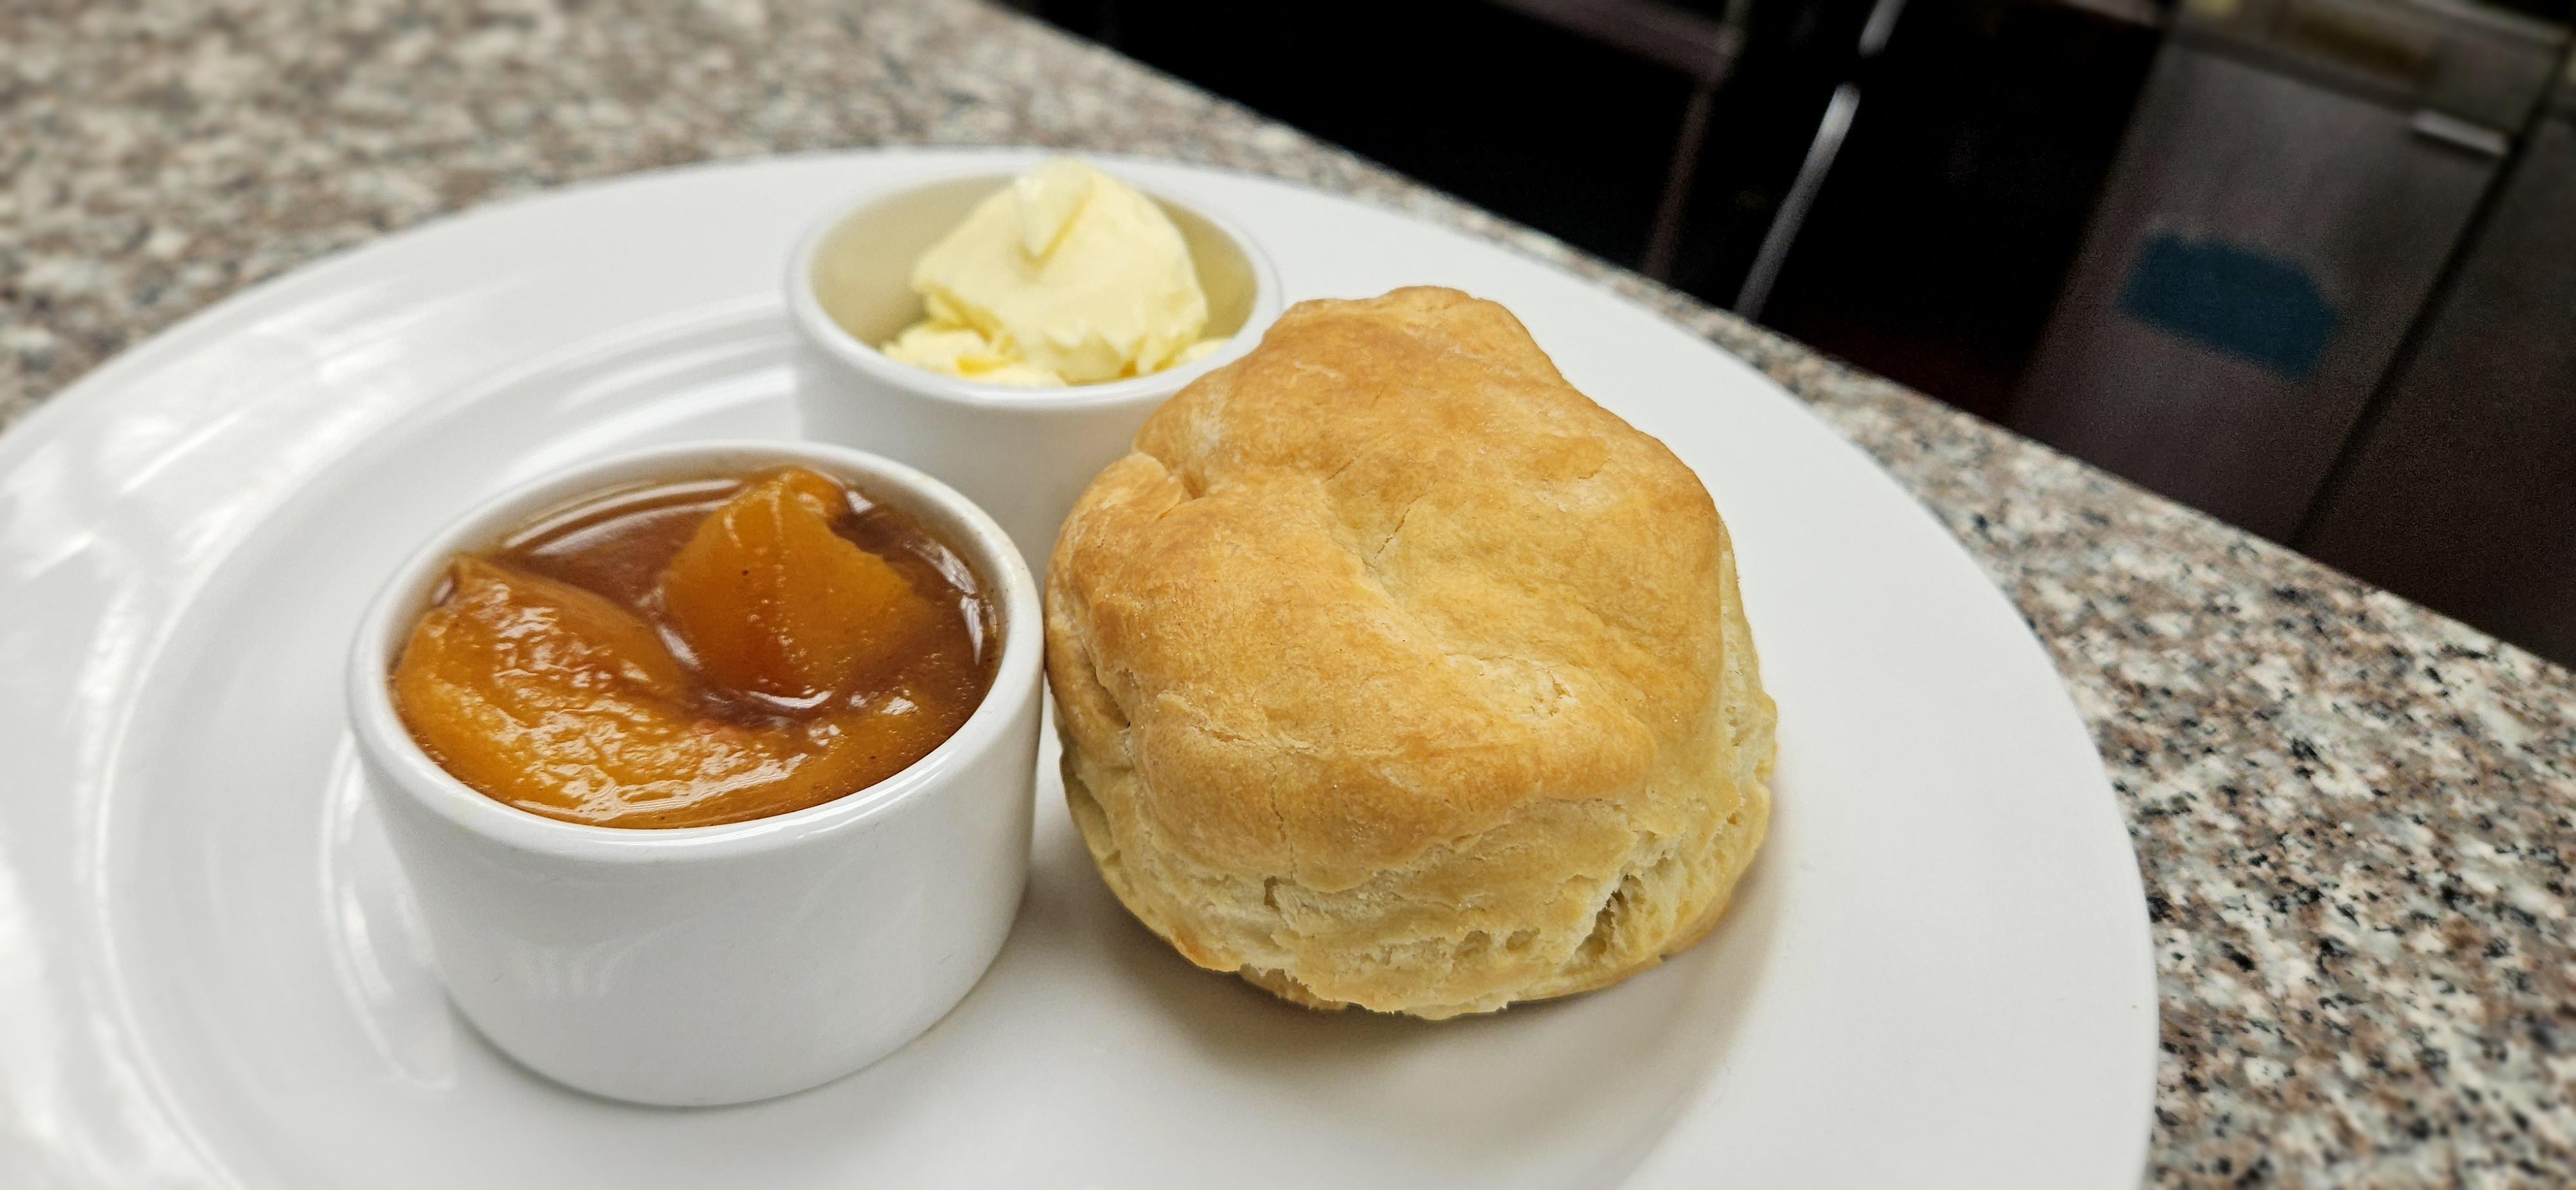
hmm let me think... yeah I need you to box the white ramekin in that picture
[346,440,1042,1107]
[786,160,1283,571]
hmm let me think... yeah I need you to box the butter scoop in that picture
[882,158,1222,386]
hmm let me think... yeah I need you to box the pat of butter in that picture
[883,158,1222,387]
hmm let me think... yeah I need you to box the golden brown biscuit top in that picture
[1047,287,1730,892]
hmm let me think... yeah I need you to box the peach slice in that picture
[392,557,878,826]
[658,468,942,703]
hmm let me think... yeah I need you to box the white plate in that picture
[0,151,2154,1188]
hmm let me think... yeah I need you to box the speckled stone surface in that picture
[5,0,2573,1184]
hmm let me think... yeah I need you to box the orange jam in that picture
[390,467,996,828]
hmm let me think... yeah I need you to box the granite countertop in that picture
[5,0,2571,1183]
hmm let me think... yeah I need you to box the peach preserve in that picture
[390,467,994,828]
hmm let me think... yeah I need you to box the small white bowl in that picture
[346,440,1043,1108]
[787,161,1283,570]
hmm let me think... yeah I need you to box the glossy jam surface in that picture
[391,468,995,828]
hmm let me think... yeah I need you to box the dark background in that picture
[1028,0,2160,422]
